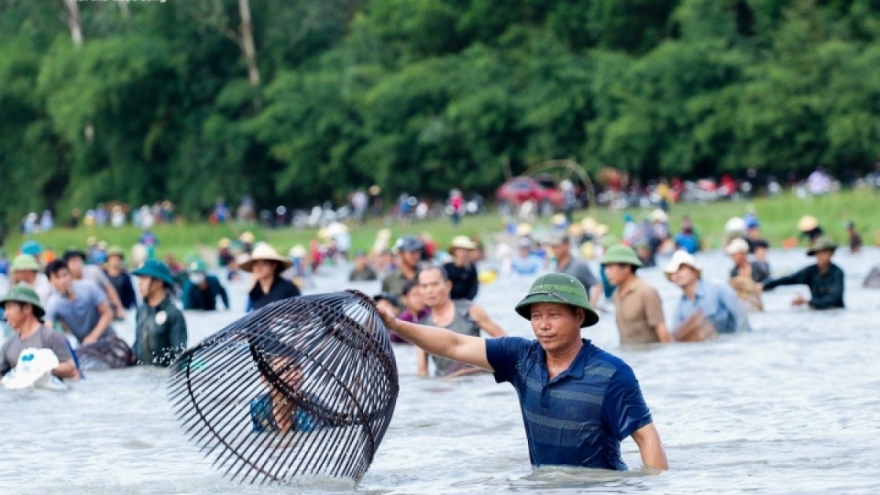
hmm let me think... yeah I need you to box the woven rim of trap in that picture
[168,290,399,484]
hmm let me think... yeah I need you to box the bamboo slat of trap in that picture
[75,337,135,371]
[167,290,399,484]
[729,276,764,312]
[672,311,717,343]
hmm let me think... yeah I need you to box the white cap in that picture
[725,238,750,255]
[664,250,702,280]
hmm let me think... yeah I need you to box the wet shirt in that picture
[45,280,115,344]
[421,301,480,376]
[248,277,301,311]
[105,270,137,309]
[486,338,653,470]
[729,262,770,283]
[557,258,598,293]
[182,276,229,311]
[249,393,324,433]
[134,296,187,366]
[380,270,416,305]
[0,326,73,375]
[443,262,479,300]
[673,280,747,334]
[612,278,665,344]
[348,267,378,282]
[762,263,845,309]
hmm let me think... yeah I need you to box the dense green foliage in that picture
[1,0,879,226]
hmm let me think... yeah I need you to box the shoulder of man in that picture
[588,344,632,375]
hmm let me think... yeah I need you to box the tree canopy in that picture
[1,0,879,225]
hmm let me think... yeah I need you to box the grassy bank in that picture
[5,189,877,263]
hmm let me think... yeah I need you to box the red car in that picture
[495,176,565,215]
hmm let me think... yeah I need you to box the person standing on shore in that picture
[375,272,668,471]
[601,246,672,344]
[760,237,844,310]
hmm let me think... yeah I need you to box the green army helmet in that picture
[187,259,208,274]
[132,259,177,287]
[10,254,41,273]
[0,285,45,320]
[106,245,125,259]
[600,244,643,268]
[515,273,600,328]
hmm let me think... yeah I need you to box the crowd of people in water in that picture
[1,204,877,472]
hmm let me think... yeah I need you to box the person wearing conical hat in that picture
[241,243,300,311]
[665,251,748,334]
[9,254,53,306]
[0,286,79,380]
[103,246,137,311]
[797,215,823,245]
[182,259,229,311]
[443,235,479,301]
[375,272,668,471]
[601,245,672,344]
[759,237,844,309]
[132,259,188,367]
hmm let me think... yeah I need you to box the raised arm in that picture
[377,306,493,372]
[468,304,506,338]
[632,423,668,470]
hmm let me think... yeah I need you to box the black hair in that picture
[752,239,769,249]
[418,264,449,282]
[401,279,419,296]
[45,260,69,278]
[63,249,86,262]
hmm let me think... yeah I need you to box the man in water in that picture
[760,237,844,309]
[103,246,137,311]
[665,251,748,334]
[44,260,116,346]
[511,237,542,275]
[132,259,188,366]
[601,245,672,344]
[549,233,601,308]
[0,286,79,380]
[64,248,126,319]
[376,273,668,471]
[416,265,506,377]
[9,254,53,306]
[381,236,422,304]
[182,259,230,311]
[348,251,378,282]
[727,238,769,283]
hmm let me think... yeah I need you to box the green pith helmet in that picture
[515,273,600,328]
[0,286,45,320]
[807,236,838,256]
[187,259,208,273]
[10,254,41,273]
[132,259,176,287]
[600,244,643,267]
[106,245,125,258]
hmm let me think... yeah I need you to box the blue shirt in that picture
[511,255,542,275]
[486,337,653,470]
[673,280,746,333]
[674,233,698,254]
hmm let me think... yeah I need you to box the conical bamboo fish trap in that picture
[75,336,134,370]
[168,290,399,484]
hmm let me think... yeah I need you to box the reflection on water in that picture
[1,248,879,494]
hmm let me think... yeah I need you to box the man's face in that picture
[399,250,421,270]
[604,264,630,286]
[730,252,747,265]
[252,260,276,281]
[551,243,568,261]
[419,269,450,308]
[3,302,25,330]
[529,302,582,354]
[815,250,833,266]
[49,268,72,292]
[355,255,368,270]
[138,276,157,298]
[518,246,530,258]
[669,265,699,288]
[107,255,122,270]
[66,256,84,277]
[402,286,425,312]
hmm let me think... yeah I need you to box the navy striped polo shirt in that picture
[486,337,653,470]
